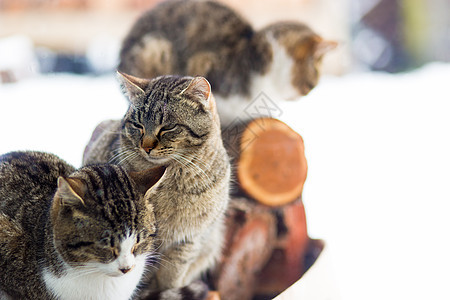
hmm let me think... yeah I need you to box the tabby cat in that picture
[0,151,165,300]
[83,74,231,294]
[118,0,337,124]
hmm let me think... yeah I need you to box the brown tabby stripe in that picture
[79,165,139,230]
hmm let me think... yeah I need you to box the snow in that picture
[1,63,450,299]
[0,35,40,78]
[279,63,450,299]
[0,74,127,166]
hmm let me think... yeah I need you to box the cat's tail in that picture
[139,280,209,300]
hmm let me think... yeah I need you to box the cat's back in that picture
[0,151,75,299]
[83,119,122,166]
[0,151,75,222]
[122,0,251,48]
[119,0,254,79]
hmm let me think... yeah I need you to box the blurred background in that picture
[1,0,450,82]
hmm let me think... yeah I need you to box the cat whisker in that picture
[71,270,100,279]
[148,250,177,269]
[67,267,103,280]
[154,256,177,269]
[172,152,211,185]
[181,151,212,171]
[144,256,161,269]
[143,254,160,267]
[145,265,160,274]
[171,155,187,168]
[153,240,167,251]
[109,147,135,164]
[171,155,205,185]
[176,150,212,173]
[172,155,207,187]
[116,151,140,166]
[109,149,127,164]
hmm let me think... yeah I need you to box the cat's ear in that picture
[182,76,211,103]
[128,165,166,196]
[56,177,86,206]
[314,39,338,59]
[117,71,149,101]
[182,76,217,113]
[294,37,337,60]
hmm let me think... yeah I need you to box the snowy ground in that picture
[1,63,450,299]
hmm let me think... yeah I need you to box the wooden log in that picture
[206,291,221,300]
[254,200,309,296]
[222,118,307,207]
[212,199,277,300]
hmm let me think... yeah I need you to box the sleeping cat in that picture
[0,151,165,300]
[118,0,337,124]
[83,73,230,295]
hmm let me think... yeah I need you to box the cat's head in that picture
[116,73,220,170]
[50,164,165,277]
[258,21,337,100]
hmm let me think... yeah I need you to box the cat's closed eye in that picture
[99,236,111,247]
[128,121,143,129]
[97,238,119,260]
[124,121,146,146]
[66,241,94,249]
[126,121,144,135]
[158,125,178,138]
[136,228,155,242]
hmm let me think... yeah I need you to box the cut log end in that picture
[237,118,307,206]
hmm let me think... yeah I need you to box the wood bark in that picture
[210,198,310,299]
[254,200,309,295]
[211,199,277,300]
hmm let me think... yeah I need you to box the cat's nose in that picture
[119,265,134,274]
[142,135,158,154]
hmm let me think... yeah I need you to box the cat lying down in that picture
[119,0,337,125]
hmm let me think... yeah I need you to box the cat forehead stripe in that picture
[87,165,137,201]
[74,165,142,231]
